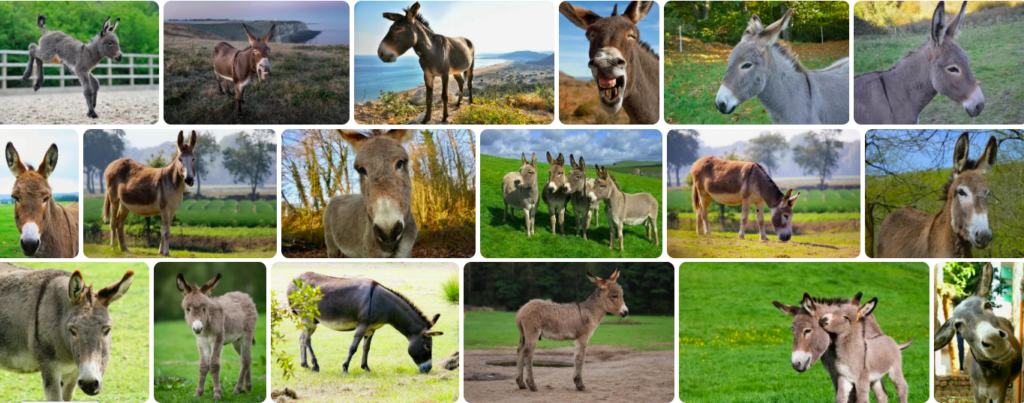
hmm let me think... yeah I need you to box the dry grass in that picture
[558,72,630,124]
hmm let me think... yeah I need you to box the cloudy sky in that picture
[0,130,79,194]
[559,1,661,78]
[682,128,860,148]
[117,129,276,149]
[481,129,662,165]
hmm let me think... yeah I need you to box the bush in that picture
[272,279,323,381]
[454,102,545,125]
[377,91,418,119]
[441,274,459,306]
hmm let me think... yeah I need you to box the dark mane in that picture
[752,162,783,199]
[771,43,806,73]
[377,282,431,325]
[404,7,433,32]
[638,40,659,59]
[807,296,852,306]
[26,163,35,170]
[608,172,620,190]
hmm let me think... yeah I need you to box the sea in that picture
[354,55,509,102]
[299,29,349,46]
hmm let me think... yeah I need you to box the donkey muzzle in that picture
[78,378,101,395]
[791,350,812,372]
[374,221,405,246]
[378,43,399,63]
[20,222,40,256]
[963,85,985,117]
[184,176,195,187]
[258,58,271,82]
[78,361,103,395]
[418,360,432,373]
[192,320,204,335]
[114,54,123,62]
[715,85,738,114]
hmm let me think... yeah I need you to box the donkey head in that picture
[176,273,222,335]
[175,130,197,187]
[774,292,863,372]
[408,313,443,373]
[936,264,1016,363]
[587,267,628,317]
[716,9,794,114]
[379,2,425,63]
[340,129,416,247]
[770,188,800,242]
[820,297,877,336]
[94,17,122,62]
[6,142,59,257]
[949,133,997,249]
[518,152,538,189]
[560,1,654,115]
[243,24,275,82]
[928,1,984,117]
[545,152,569,193]
[568,154,588,195]
[65,270,135,396]
[588,165,616,202]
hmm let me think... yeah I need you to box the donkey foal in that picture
[820,298,908,403]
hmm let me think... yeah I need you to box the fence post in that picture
[1,53,6,90]
[148,56,154,85]
[59,63,65,88]
[821,26,824,43]
[678,26,682,52]
[107,60,112,86]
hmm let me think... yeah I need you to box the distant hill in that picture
[485,50,549,62]
[527,54,555,66]
[164,23,229,41]
[612,160,660,167]
[171,21,313,43]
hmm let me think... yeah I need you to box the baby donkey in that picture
[820,297,908,403]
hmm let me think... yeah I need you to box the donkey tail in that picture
[102,192,111,223]
[691,185,701,213]
[897,338,914,350]
[37,14,47,32]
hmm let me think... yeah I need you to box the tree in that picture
[193,132,220,198]
[667,130,700,187]
[793,130,843,190]
[745,132,789,176]
[146,150,168,168]
[222,130,275,201]
[82,130,125,194]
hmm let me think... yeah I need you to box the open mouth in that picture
[596,76,625,103]
[259,70,269,82]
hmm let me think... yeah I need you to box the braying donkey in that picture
[690,156,800,241]
[212,24,276,114]
[6,143,79,258]
[820,297,909,403]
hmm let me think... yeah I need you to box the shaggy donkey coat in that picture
[6,143,79,258]
[820,298,909,403]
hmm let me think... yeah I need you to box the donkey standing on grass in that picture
[855,1,983,124]
[6,143,79,258]
[542,152,571,236]
[588,165,659,250]
[324,129,418,258]
[690,156,801,242]
[502,153,540,237]
[0,264,134,401]
[21,15,124,119]
[212,24,276,114]
[715,9,849,124]
[560,1,659,124]
[516,268,628,392]
[820,297,909,403]
[567,154,599,240]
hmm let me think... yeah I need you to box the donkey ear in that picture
[934,318,957,350]
[579,156,586,170]
[100,16,111,37]
[623,1,653,24]
[424,331,444,337]
[773,301,801,317]
[976,137,998,175]
[531,153,537,167]
[952,132,970,173]
[975,263,993,298]
[199,273,222,295]
[176,273,191,296]
[757,8,793,47]
[97,270,134,307]
[787,192,801,207]
[338,130,371,151]
[569,154,578,169]
[263,24,277,43]
[386,129,417,145]
[109,18,120,33]
[945,1,967,39]
[521,152,528,166]
[68,270,86,305]
[557,153,565,166]
[857,297,878,319]
[559,2,602,31]
[383,12,404,21]
[37,144,58,179]
[5,142,27,177]
[189,130,198,149]
[177,130,186,149]
[243,23,259,46]
[430,313,441,326]
[546,151,555,165]
[800,292,816,315]
[586,271,606,288]
[608,267,620,282]
[407,2,421,23]
[931,1,947,46]
[851,291,863,306]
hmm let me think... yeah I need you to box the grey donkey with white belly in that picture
[588,165,659,250]
[542,152,571,236]
[934,263,1021,403]
[820,297,909,403]
[176,273,258,401]
[0,264,133,401]
[567,154,599,240]
[324,129,418,258]
[503,152,540,237]
[21,15,123,119]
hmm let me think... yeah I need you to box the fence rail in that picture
[0,50,159,90]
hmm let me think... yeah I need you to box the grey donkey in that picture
[567,154,600,240]
[0,263,134,401]
[21,14,124,119]
[502,152,540,237]
[176,273,258,401]
[588,165,659,250]
[820,297,909,403]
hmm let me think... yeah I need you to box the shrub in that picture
[377,91,418,119]
[272,279,323,381]
[454,102,545,125]
[441,274,459,306]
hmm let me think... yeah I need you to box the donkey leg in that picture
[549,210,557,234]
[234,83,245,114]
[195,340,210,397]
[466,68,474,104]
[835,377,852,403]
[870,381,888,403]
[108,200,119,249]
[583,210,590,241]
[117,205,131,252]
[22,45,37,83]
[422,73,434,124]
[652,216,660,246]
[88,73,100,116]
[342,324,368,374]
[503,202,508,223]
[890,366,908,403]
[738,201,750,239]
[558,208,566,236]
[360,331,375,372]
[80,72,98,119]
[38,364,63,401]
[61,368,78,401]
[235,336,252,394]
[523,337,538,391]
[618,222,625,251]
[756,203,768,241]
[210,342,224,401]
[453,74,465,107]
[440,73,450,123]
[231,341,246,394]
[159,211,173,256]
[572,339,588,391]
[523,209,532,237]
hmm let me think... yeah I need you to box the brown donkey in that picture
[541,152,570,236]
[103,130,196,256]
[567,154,599,240]
[5,143,78,258]
[213,24,275,114]
[690,156,800,242]
[876,133,996,258]
[516,268,628,392]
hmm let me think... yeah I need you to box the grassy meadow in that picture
[479,154,663,258]
[0,202,77,258]
[153,321,267,403]
[679,262,929,403]
[465,311,673,351]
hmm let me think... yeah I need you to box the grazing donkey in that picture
[324,129,418,258]
[855,1,983,124]
[213,24,276,114]
[542,152,571,236]
[379,2,475,123]
[104,130,196,256]
[876,133,997,258]
[0,264,134,401]
[567,154,599,240]
[820,298,909,403]
[21,15,123,119]
[502,153,540,237]
[516,268,628,392]
[690,156,800,242]
[935,263,1022,403]
[176,273,257,401]
[560,1,658,124]
[288,272,444,374]
[6,143,79,258]
[588,165,659,250]
[715,9,849,124]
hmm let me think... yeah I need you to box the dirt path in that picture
[464,346,674,403]
[0,89,159,124]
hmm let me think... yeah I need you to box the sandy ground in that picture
[0,89,159,124]
[464,346,674,403]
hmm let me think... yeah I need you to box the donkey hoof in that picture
[194,391,204,398]
[87,111,98,119]
[528,385,538,392]
[213,394,222,401]
[361,365,372,372]
[312,365,320,372]
[233,387,245,395]
[33,84,42,91]
[576,384,586,392]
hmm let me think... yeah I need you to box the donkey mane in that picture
[638,40,659,59]
[404,7,433,30]
[376,282,430,325]
[752,162,784,198]
[807,296,853,306]
[771,43,807,73]
[607,172,620,190]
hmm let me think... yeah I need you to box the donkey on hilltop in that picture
[502,153,540,237]
[690,156,800,242]
[567,154,599,240]
[213,24,276,114]
[6,143,79,258]
[589,165,659,250]
[542,152,571,236]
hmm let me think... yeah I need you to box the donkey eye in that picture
[803,328,812,336]
[395,159,406,171]
[357,167,368,176]
[11,195,18,203]
[69,328,78,337]
[628,33,637,41]
[42,196,49,204]
[958,189,968,197]
[985,302,993,310]
[103,328,111,337]
[741,62,754,70]
[947,66,960,74]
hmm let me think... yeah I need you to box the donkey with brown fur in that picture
[568,154,599,240]
[820,297,909,403]
[690,155,801,242]
[502,153,540,237]
[589,165,659,250]
[213,24,275,114]
[6,143,78,258]
[542,152,571,236]
[516,268,628,392]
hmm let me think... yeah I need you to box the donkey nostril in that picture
[615,58,626,66]
[999,330,1008,339]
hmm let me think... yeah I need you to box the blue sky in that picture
[481,129,662,164]
[867,129,1009,174]
[165,1,350,33]
[559,1,661,77]
[0,130,79,194]
[354,1,554,55]
[120,129,268,149]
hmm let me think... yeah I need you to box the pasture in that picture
[679,262,929,403]
[479,154,663,258]
[0,202,77,258]
[465,311,673,351]
[270,264,459,403]
[153,321,267,403]
[0,262,149,403]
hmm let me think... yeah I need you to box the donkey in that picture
[567,154,600,240]
[690,156,801,242]
[103,130,196,257]
[820,298,909,403]
[560,1,658,124]
[324,129,418,258]
[935,263,1022,403]
[516,268,627,392]
[502,153,540,237]
[176,273,258,401]
[855,1,983,124]
[21,15,123,119]
[876,133,997,258]
[6,143,79,258]
[0,264,133,401]
[715,9,849,124]
[588,165,659,250]
[542,152,571,236]
[213,24,275,114]
[379,2,475,123]
[288,272,444,374]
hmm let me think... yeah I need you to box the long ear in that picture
[757,8,793,47]
[800,292,816,315]
[69,270,86,305]
[424,330,444,337]
[177,130,186,150]
[407,2,421,23]
[531,152,537,167]
[851,291,863,306]
[522,152,528,166]
[176,273,191,296]
[243,23,259,46]
[386,129,417,145]
[579,156,586,171]
[6,142,27,177]
[953,132,970,173]
[100,16,111,37]
[189,130,198,149]
[108,18,120,34]
[431,313,441,326]
[945,1,967,39]
[787,191,801,207]
[199,273,222,295]
[931,1,947,46]
[557,153,565,166]
[569,154,578,169]
[623,1,653,24]
[934,318,957,350]
[975,263,993,298]
[37,144,58,179]
[97,270,134,307]
[383,12,404,21]
[608,267,621,282]
[586,271,607,288]
[976,137,998,175]
[263,24,277,42]
[339,130,371,151]
[547,151,555,165]
[773,301,801,317]
[559,2,602,31]
[857,297,878,319]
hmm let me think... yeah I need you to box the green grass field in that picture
[854,19,1024,124]
[668,230,860,258]
[667,188,860,214]
[679,262,929,403]
[84,244,275,258]
[465,311,674,351]
[0,262,149,403]
[480,154,663,258]
[271,264,459,403]
[153,320,267,403]
[0,203,76,257]
[83,198,276,228]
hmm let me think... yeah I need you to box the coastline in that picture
[395,60,516,97]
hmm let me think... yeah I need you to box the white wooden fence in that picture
[0,50,159,90]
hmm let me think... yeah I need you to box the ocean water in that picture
[354,55,509,102]
[302,29,349,46]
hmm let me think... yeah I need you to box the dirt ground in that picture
[0,89,159,124]
[464,346,674,403]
